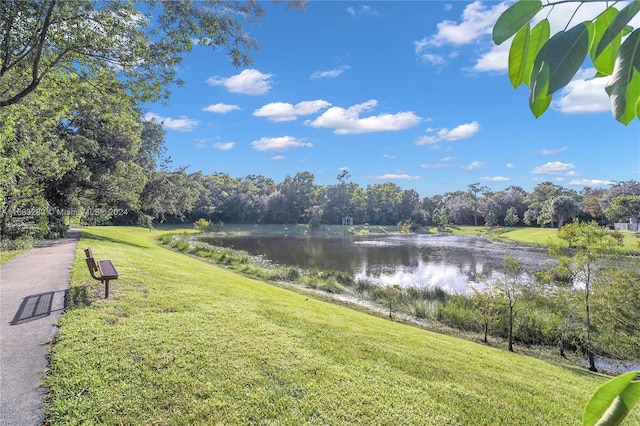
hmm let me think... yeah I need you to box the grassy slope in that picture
[45,226,638,425]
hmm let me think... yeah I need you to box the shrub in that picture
[436,297,480,332]
[412,299,436,319]
[0,235,35,251]
[286,268,300,281]
[194,218,212,233]
[609,230,624,246]
[175,241,189,252]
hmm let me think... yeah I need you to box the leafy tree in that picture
[504,206,520,226]
[279,171,316,223]
[321,171,366,224]
[483,186,527,226]
[399,189,422,223]
[496,258,526,352]
[445,191,475,225]
[365,182,403,225]
[604,195,640,223]
[551,195,580,229]
[550,221,619,371]
[140,170,203,222]
[194,218,212,233]
[599,180,640,215]
[493,0,640,124]
[467,183,489,226]
[380,284,403,319]
[581,188,608,224]
[524,182,575,227]
[470,282,503,344]
[592,269,640,359]
[264,191,290,224]
[433,206,450,230]
[0,0,305,108]
[0,85,75,237]
[484,210,498,227]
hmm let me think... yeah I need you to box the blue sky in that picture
[143,1,640,197]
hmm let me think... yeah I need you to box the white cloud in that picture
[420,163,449,169]
[532,161,575,174]
[251,136,313,151]
[540,146,567,155]
[506,163,515,168]
[347,5,380,16]
[479,176,511,182]
[471,42,510,72]
[306,100,421,134]
[206,69,274,95]
[419,53,446,66]
[414,1,508,66]
[202,103,241,114]
[271,155,286,161]
[253,100,331,122]
[383,154,395,159]
[144,112,198,132]
[460,161,487,171]
[213,142,235,150]
[370,174,420,181]
[416,121,479,145]
[195,139,207,149]
[553,69,610,114]
[430,1,507,46]
[310,65,351,79]
[569,179,615,187]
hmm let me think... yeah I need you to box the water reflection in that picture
[202,234,552,293]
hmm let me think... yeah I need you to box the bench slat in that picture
[97,260,119,279]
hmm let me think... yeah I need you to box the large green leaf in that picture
[530,22,592,96]
[493,0,542,45]
[509,24,530,88]
[583,371,640,426]
[596,0,640,58]
[606,28,640,124]
[524,19,550,87]
[529,60,552,117]
[591,7,620,76]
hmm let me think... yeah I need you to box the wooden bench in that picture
[84,247,119,298]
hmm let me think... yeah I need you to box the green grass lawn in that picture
[45,226,638,425]
[451,226,640,253]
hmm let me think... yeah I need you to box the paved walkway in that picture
[0,228,80,426]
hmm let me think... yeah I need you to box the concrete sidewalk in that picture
[0,228,80,426]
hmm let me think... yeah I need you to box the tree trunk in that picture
[588,349,597,372]
[585,266,596,371]
[508,305,514,352]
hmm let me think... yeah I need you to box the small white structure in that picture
[341,215,354,226]
[613,217,639,232]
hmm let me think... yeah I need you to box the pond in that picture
[201,233,553,293]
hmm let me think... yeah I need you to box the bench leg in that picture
[104,279,110,299]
